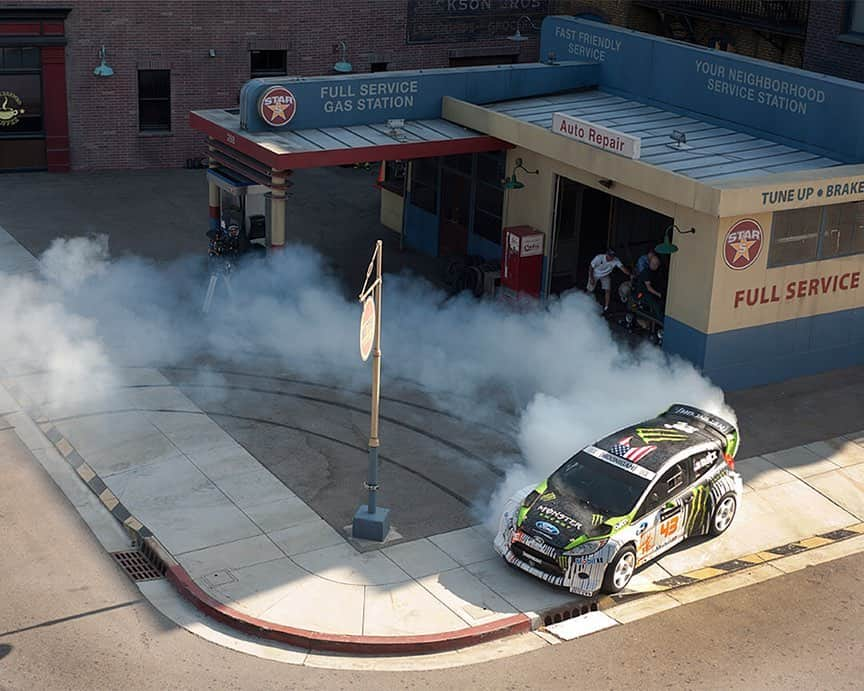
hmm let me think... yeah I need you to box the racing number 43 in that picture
[659,514,679,538]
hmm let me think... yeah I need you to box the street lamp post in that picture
[352,240,390,541]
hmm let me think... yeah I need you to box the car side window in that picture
[635,461,689,518]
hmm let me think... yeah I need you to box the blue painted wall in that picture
[240,62,599,132]
[540,16,864,163]
[664,309,864,390]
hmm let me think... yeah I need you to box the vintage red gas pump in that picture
[501,226,544,299]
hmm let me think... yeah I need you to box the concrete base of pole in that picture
[351,505,390,542]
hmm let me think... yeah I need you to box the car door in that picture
[633,461,691,565]
[683,449,721,537]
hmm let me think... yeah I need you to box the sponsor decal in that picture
[668,406,735,435]
[591,513,604,527]
[585,445,656,480]
[535,520,560,536]
[665,421,697,434]
[684,484,710,535]
[536,504,582,531]
[693,451,719,473]
[0,91,25,127]
[540,491,556,502]
[259,86,297,127]
[609,436,656,462]
[723,218,763,270]
[635,427,689,443]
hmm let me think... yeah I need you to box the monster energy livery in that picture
[494,404,741,596]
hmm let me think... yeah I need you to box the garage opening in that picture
[548,176,673,311]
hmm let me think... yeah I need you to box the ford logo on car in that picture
[535,520,560,536]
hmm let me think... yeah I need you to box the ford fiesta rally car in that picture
[494,404,741,596]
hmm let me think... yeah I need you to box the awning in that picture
[190,107,510,173]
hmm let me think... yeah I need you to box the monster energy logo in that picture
[591,513,603,526]
[685,485,709,534]
[636,426,689,443]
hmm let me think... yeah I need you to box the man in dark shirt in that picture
[636,254,665,319]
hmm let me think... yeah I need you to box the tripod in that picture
[202,258,235,314]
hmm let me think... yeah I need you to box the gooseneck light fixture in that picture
[93,46,114,77]
[333,41,353,73]
[655,223,696,255]
[507,15,540,42]
[502,157,539,190]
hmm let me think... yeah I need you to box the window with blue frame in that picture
[768,200,864,267]
[848,0,864,34]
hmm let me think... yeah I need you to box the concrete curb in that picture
[167,564,531,654]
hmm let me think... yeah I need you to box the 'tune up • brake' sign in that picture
[552,112,641,160]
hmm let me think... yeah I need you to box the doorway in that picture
[549,176,674,300]
[549,177,611,295]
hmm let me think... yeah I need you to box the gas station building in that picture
[191,16,864,391]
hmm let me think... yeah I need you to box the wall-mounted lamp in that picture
[208,48,216,58]
[655,223,696,255]
[598,178,614,189]
[668,130,690,150]
[507,15,539,42]
[93,46,114,77]
[502,157,539,190]
[333,41,352,73]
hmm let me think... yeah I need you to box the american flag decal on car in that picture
[609,436,656,462]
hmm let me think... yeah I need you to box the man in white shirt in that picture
[587,249,631,313]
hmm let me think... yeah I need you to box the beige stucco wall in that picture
[708,212,864,333]
[380,188,403,233]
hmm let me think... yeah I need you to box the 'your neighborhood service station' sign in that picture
[552,112,641,159]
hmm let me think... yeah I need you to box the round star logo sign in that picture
[258,86,296,127]
[723,218,763,270]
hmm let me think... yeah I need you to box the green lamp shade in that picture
[503,173,524,190]
[655,234,678,254]
[333,60,353,73]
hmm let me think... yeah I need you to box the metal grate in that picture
[111,549,164,582]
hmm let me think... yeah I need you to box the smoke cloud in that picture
[2,235,733,525]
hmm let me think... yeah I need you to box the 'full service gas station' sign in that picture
[552,112,641,159]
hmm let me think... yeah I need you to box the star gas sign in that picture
[259,86,296,127]
[723,218,763,270]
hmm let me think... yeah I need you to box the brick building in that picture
[0,0,630,172]
[802,0,864,82]
[3,1,859,173]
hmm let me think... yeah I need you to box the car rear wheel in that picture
[602,545,637,594]
[709,493,737,536]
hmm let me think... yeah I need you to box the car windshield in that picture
[547,451,650,517]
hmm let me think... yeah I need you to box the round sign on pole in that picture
[359,297,376,362]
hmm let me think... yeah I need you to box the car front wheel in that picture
[709,493,737,536]
[602,545,637,594]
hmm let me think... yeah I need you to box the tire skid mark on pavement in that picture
[157,364,521,441]
[35,406,476,508]
[123,381,508,477]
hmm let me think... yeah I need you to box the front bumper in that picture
[494,518,608,597]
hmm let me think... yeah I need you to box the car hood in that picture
[522,494,614,549]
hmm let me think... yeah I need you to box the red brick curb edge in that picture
[166,564,533,655]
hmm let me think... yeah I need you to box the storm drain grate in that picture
[111,549,164,582]
[541,601,599,627]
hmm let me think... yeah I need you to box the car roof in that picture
[593,410,726,474]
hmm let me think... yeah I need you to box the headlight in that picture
[563,538,608,556]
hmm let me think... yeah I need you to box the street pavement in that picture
[2,218,864,654]
[3,423,863,689]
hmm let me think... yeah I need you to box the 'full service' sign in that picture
[552,112,641,159]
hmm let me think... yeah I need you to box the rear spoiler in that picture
[663,404,740,456]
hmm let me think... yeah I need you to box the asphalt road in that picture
[2,424,863,690]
